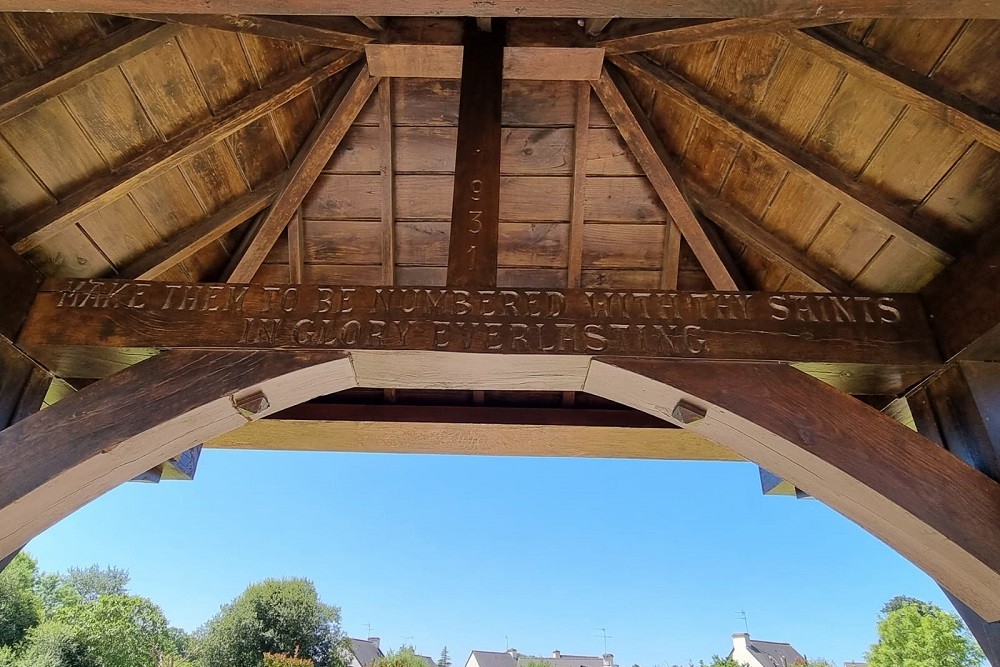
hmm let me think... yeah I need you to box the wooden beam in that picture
[447,21,505,288]
[364,44,604,80]
[591,65,739,290]
[0,240,42,342]
[611,53,964,263]
[379,78,395,285]
[0,349,356,560]
[599,17,824,54]
[583,18,613,36]
[694,212,751,290]
[684,178,854,293]
[4,50,358,254]
[13,1,999,19]
[223,63,379,283]
[121,13,377,50]
[921,214,1000,361]
[783,27,1000,154]
[287,208,305,284]
[120,177,279,280]
[0,21,180,125]
[20,280,941,390]
[568,81,591,288]
[584,358,1000,620]
[356,16,387,31]
[660,222,682,290]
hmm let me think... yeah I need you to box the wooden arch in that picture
[4,350,1000,621]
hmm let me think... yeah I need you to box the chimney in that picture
[602,654,614,667]
[553,652,561,659]
[368,638,380,650]
[508,649,518,658]
[732,634,750,653]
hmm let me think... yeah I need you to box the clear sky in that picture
[25,449,952,667]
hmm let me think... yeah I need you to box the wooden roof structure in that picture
[0,2,997,662]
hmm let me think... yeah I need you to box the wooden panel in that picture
[583,223,664,268]
[366,44,604,80]
[931,21,1000,111]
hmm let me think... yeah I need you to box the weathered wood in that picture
[120,178,279,280]
[921,223,1000,361]
[660,223,682,290]
[600,17,823,54]
[13,1,1000,18]
[611,53,963,263]
[379,78,395,285]
[287,208,305,284]
[568,81,591,288]
[19,280,940,386]
[784,26,1000,154]
[0,240,42,342]
[592,66,738,290]
[684,179,854,293]
[583,18,613,36]
[5,50,358,254]
[0,21,181,125]
[447,21,505,288]
[695,213,751,290]
[357,16,387,31]
[365,44,605,80]
[121,13,377,50]
[0,349,356,560]
[584,358,1000,620]
[224,64,379,283]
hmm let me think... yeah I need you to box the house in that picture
[730,633,805,667]
[346,637,386,667]
[417,655,437,667]
[466,648,617,667]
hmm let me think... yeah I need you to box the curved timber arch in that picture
[3,351,1000,622]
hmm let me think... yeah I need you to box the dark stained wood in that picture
[224,64,380,283]
[357,16,387,31]
[0,21,181,124]
[379,78,395,285]
[660,223,682,290]
[589,358,1000,620]
[287,208,306,284]
[447,20,505,288]
[684,178,854,293]
[921,216,1000,361]
[0,348,354,560]
[784,26,1000,154]
[5,50,359,253]
[583,18,613,36]
[600,17,825,54]
[612,53,965,264]
[19,280,941,386]
[120,178,280,280]
[694,212,751,290]
[8,1,999,19]
[568,81,591,288]
[592,65,739,290]
[124,14,376,49]
[0,239,42,342]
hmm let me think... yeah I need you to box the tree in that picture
[438,648,451,667]
[867,598,984,667]
[0,552,43,648]
[197,578,343,667]
[700,657,741,667]
[8,621,92,667]
[372,649,433,667]
[52,594,171,667]
[59,566,129,603]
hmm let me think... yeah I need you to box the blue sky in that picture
[25,450,951,667]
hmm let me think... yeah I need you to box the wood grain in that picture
[365,44,605,80]
[568,82,591,288]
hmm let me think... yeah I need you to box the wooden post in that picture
[446,19,505,287]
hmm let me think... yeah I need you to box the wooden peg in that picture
[672,399,707,424]
[234,390,270,417]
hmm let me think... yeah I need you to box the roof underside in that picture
[0,13,997,294]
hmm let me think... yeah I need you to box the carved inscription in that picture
[47,281,914,361]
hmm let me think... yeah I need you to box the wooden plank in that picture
[921,223,1000,361]
[365,44,605,80]
[600,17,824,54]
[287,209,305,284]
[4,50,358,254]
[357,16,387,31]
[447,21,505,288]
[0,21,180,124]
[660,223,682,290]
[784,26,1000,154]
[0,239,42,342]
[584,358,1000,620]
[584,18,613,36]
[13,1,1000,19]
[20,280,941,384]
[379,78,395,285]
[612,53,964,263]
[120,178,279,280]
[684,178,854,292]
[122,14,377,50]
[224,64,380,283]
[591,66,739,290]
[568,81,590,288]
[0,349,357,561]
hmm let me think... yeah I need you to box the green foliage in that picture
[372,649,432,667]
[699,656,742,667]
[51,594,170,667]
[58,567,129,604]
[867,598,984,667]
[33,574,83,619]
[263,653,314,667]
[10,620,92,667]
[0,553,43,648]
[518,660,553,667]
[197,578,342,667]
[793,660,835,667]
[437,647,451,667]
[880,595,930,616]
